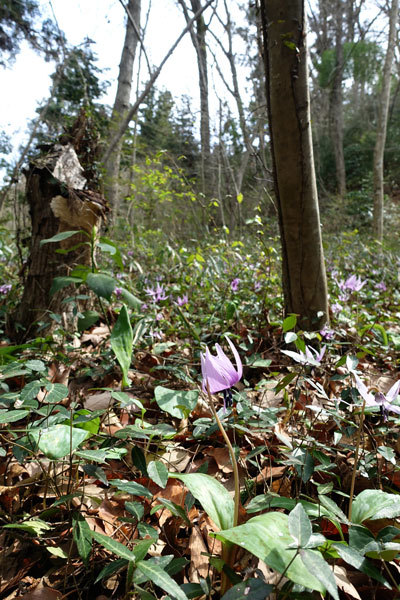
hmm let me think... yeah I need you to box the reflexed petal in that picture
[385,379,400,403]
[353,372,374,405]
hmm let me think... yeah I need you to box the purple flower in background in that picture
[0,284,11,295]
[114,287,123,298]
[176,295,188,306]
[254,281,262,292]
[145,286,156,298]
[331,302,342,314]
[155,283,167,301]
[127,250,133,256]
[353,372,400,419]
[231,278,240,292]
[116,273,124,280]
[340,274,366,293]
[376,281,387,292]
[320,326,334,340]
[201,336,243,408]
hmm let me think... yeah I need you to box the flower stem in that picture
[348,400,365,521]
[206,382,240,594]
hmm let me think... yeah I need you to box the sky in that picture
[0,0,224,174]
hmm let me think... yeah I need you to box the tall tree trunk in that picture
[373,0,398,241]
[260,0,329,331]
[104,0,140,219]
[330,0,346,198]
[178,0,211,195]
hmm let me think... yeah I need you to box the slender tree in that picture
[104,0,141,218]
[373,0,399,241]
[259,0,329,330]
[177,0,211,195]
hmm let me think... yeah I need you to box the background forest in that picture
[1,1,400,600]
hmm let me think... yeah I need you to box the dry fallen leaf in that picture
[334,565,362,600]
[188,525,208,582]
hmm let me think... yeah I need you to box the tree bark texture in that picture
[104,0,140,217]
[373,0,399,241]
[9,144,107,341]
[260,0,329,330]
[178,0,211,195]
[329,0,346,198]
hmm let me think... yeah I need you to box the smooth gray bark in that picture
[260,0,329,330]
[104,0,140,218]
[373,0,399,241]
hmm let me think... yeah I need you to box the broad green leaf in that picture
[131,446,148,476]
[132,538,154,562]
[95,558,128,583]
[300,549,339,600]
[288,503,312,547]
[214,512,324,592]
[82,464,108,486]
[284,332,297,344]
[154,386,198,418]
[28,425,88,459]
[126,501,145,521]
[91,530,136,561]
[78,310,100,332]
[351,489,400,524]
[318,494,349,524]
[333,543,390,587]
[170,473,234,531]
[41,230,82,245]
[75,449,108,463]
[110,479,153,499]
[133,556,175,585]
[135,561,188,600]
[120,288,143,310]
[86,272,116,300]
[154,498,190,526]
[110,304,133,388]
[43,382,69,404]
[221,578,273,600]
[0,409,29,423]
[3,518,52,536]
[47,546,68,558]
[283,314,297,332]
[25,360,46,372]
[147,460,168,488]
[73,512,92,563]
[20,380,42,404]
[98,238,123,269]
[50,276,83,296]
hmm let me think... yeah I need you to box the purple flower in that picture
[114,287,123,298]
[201,337,242,407]
[340,274,366,293]
[0,284,11,295]
[375,281,387,292]
[331,302,342,314]
[353,372,400,419]
[145,286,156,298]
[176,295,188,306]
[231,278,240,292]
[155,283,167,301]
[127,250,133,256]
[254,281,262,292]
[116,273,124,280]
[320,326,334,340]
[281,345,326,367]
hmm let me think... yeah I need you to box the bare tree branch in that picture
[102,0,216,164]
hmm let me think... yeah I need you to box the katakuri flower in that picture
[340,274,366,293]
[353,371,400,419]
[281,345,326,367]
[201,336,242,408]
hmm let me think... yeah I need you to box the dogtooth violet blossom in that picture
[353,371,400,420]
[201,336,242,408]
[340,274,366,293]
[281,345,326,367]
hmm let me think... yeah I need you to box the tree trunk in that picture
[373,0,398,241]
[9,143,107,341]
[330,0,346,198]
[178,0,211,195]
[260,0,329,331]
[104,0,140,219]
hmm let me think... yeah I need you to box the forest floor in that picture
[1,231,400,600]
